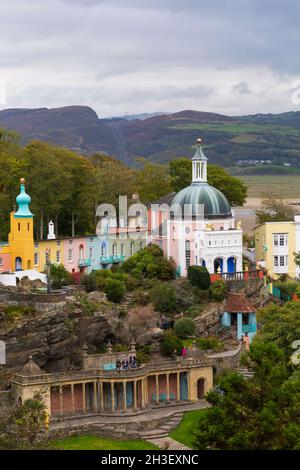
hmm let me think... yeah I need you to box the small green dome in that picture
[172,182,232,219]
[15,180,33,218]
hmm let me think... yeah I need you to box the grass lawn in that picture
[51,435,158,450]
[170,410,205,449]
[240,175,300,198]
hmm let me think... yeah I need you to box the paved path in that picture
[50,401,209,430]
[148,436,190,450]
[207,344,241,358]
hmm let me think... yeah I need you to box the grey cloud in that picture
[233,82,251,95]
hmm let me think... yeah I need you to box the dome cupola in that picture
[171,139,232,219]
[14,178,33,218]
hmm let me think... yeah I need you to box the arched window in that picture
[130,242,134,256]
[112,244,117,256]
[185,240,191,268]
[101,242,106,257]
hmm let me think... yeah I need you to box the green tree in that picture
[194,342,300,450]
[187,266,211,290]
[122,244,176,280]
[169,158,247,206]
[210,280,227,301]
[0,392,48,449]
[255,195,295,225]
[135,158,172,204]
[105,278,127,303]
[150,284,178,313]
[160,331,183,356]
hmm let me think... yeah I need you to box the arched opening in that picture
[101,242,106,257]
[197,378,205,399]
[214,258,223,273]
[79,244,84,260]
[227,257,236,273]
[15,257,22,271]
[201,259,206,268]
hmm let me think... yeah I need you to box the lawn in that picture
[170,410,205,449]
[51,435,158,450]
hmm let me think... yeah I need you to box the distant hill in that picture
[1,106,300,169]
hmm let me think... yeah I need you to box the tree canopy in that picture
[255,195,296,225]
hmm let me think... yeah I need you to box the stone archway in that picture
[15,257,22,271]
[214,258,223,273]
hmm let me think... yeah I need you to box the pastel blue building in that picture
[221,293,257,342]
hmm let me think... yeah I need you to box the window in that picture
[89,246,93,259]
[34,253,39,266]
[130,242,134,255]
[68,239,73,245]
[274,256,278,266]
[68,249,73,262]
[56,250,61,263]
[274,234,278,246]
[27,223,30,231]
[274,234,288,246]
[112,244,117,256]
[0,257,3,267]
[120,244,124,256]
[101,243,105,257]
[280,256,288,266]
[185,240,191,268]
[34,242,39,248]
[89,237,94,243]
[18,223,21,231]
[195,256,198,266]
[57,240,61,246]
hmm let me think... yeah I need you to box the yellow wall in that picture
[255,221,296,278]
[189,366,213,400]
[33,239,64,272]
[8,211,34,271]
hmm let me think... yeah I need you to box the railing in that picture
[100,255,125,265]
[211,270,265,283]
[78,258,92,268]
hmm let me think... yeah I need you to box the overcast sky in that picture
[1,0,300,117]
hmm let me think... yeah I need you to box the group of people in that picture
[116,355,137,371]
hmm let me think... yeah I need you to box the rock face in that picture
[0,293,133,375]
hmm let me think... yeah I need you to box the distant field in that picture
[171,122,300,137]
[240,175,300,198]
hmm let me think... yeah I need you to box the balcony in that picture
[100,255,125,265]
[78,258,92,268]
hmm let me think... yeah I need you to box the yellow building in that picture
[8,178,34,272]
[255,217,300,279]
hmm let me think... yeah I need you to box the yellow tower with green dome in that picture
[8,178,34,271]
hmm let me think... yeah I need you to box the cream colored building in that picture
[255,215,300,279]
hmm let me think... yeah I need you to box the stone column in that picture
[133,380,137,411]
[99,381,104,411]
[166,373,170,402]
[177,373,181,401]
[111,381,115,412]
[155,374,159,405]
[141,379,145,409]
[71,383,75,415]
[123,381,127,413]
[59,385,63,417]
[93,381,98,412]
[82,383,86,413]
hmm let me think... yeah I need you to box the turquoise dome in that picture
[14,182,33,218]
[172,182,232,219]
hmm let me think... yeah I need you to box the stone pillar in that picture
[99,381,104,411]
[82,383,86,413]
[111,382,115,412]
[71,383,75,415]
[141,379,145,409]
[177,373,180,401]
[133,380,137,411]
[93,381,98,412]
[166,373,170,402]
[155,374,159,404]
[59,385,63,417]
[123,382,127,413]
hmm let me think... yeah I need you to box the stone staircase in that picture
[236,367,254,379]
[139,412,183,440]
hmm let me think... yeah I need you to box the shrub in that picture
[105,279,127,303]
[160,331,183,356]
[4,305,35,321]
[150,284,178,313]
[50,264,72,289]
[122,244,176,280]
[174,317,195,338]
[136,345,151,364]
[83,272,98,292]
[187,266,211,290]
[274,279,299,301]
[196,336,222,351]
[210,280,227,302]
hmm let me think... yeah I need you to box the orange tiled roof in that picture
[224,293,256,313]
